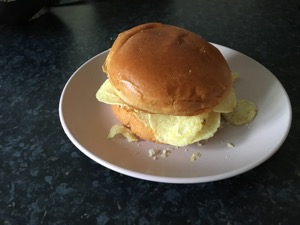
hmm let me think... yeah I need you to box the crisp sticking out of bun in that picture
[103,23,232,116]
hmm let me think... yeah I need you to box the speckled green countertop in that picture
[1,0,299,224]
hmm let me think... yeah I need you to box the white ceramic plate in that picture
[59,44,292,183]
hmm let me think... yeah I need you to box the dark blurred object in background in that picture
[0,0,60,24]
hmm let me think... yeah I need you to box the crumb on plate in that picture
[190,152,201,161]
[226,142,235,148]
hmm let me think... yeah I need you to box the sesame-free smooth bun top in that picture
[103,23,232,116]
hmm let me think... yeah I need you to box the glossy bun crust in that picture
[103,23,232,116]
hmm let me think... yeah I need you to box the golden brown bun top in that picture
[103,23,232,116]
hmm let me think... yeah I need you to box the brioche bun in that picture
[103,22,232,116]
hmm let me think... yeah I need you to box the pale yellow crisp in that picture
[231,72,240,83]
[213,87,236,113]
[134,110,220,146]
[222,99,257,125]
[108,124,138,142]
[96,79,127,107]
